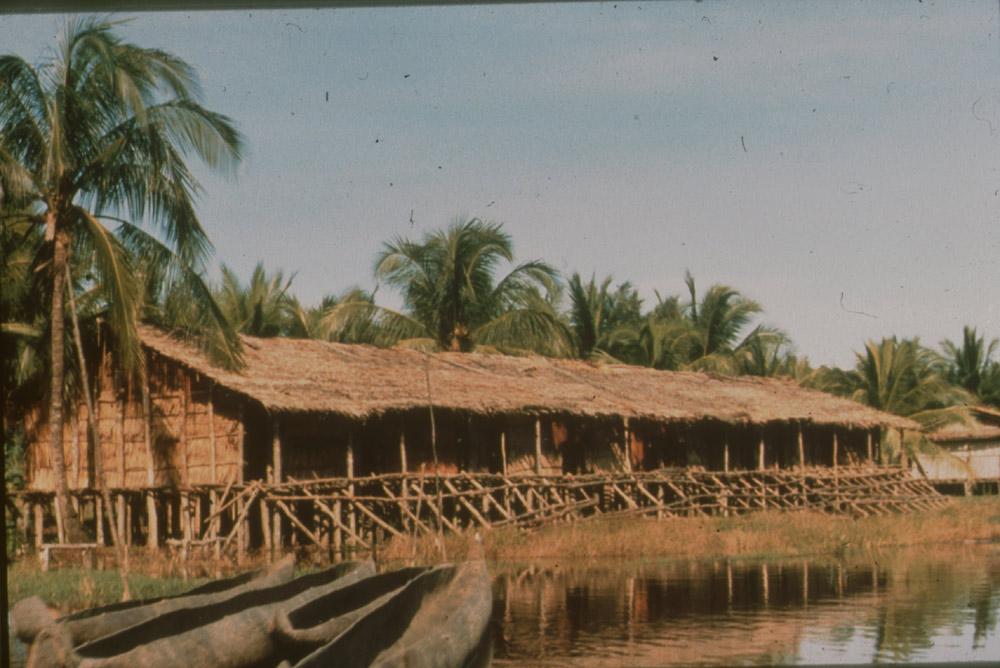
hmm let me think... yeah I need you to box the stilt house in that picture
[23,324,917,494]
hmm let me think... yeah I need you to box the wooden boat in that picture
[26,560,374,668]
[271,566,432,663]
[290,560,493,668]
[12,555,295,648]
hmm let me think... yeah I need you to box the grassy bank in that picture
[8,497,1000,612]
[381,496,1000,565]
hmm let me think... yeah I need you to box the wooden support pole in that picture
[622,417,633,473]
[399,429,409,530]
[757,434,766,471]
[534,417,543,475]
[141,361,159,550]
[798,425,805,470]
[346,435,356,547]
[116,397,127,488]
[260,488,272,557]
[271,418,283,552]
[116,493,127,549]
[898,428,908,469]
[71,418,80,489]
[723,439,730,473]
[208,384,217,484]
[95,496,104,545]
[866,431,873,464]
[761,562,770,607]
[33,502,43,549]
[53,493,65,544]
[236,403,247,556]
[832,432,839,470]
[499,430,508,477]
[399,430,408,473]
[182,375,190,486]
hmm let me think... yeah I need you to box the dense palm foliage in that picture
[320,218,571,355]
[565,270,789,374]
[216,262,298,338]
[566,273,644,361]
[811,337,969,422]
[941,326,1000,407]
[0,18,242,537]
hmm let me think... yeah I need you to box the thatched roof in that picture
[138,325,918,430]
[929,406,1000,443]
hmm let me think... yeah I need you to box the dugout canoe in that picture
[271,566,431,663]
[26,560,374,668]
[291,560,492,668]
[12,555,295,648]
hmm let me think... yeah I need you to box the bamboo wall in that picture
[25,350,243,491]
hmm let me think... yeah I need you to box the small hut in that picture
[920,406,1000,495]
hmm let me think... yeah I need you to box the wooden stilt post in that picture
[898,428,908,469]
[181,375,190,487]
[125,496,133,546]
[399,430,408,473]
[500,428,511,516]
[71,418,80,490]
[622,417,633,473]
[499,430,508,476]
[117,398,127,489]
[117,493,127,549]
[534,417,543,475]
[236,404,247,556]
[757,434,766,470]
[141,360,159,550]
[346,435,355,551]
[260,475,272,557]
[33,502,44,549]
[399,428,409,531]
[53,493,65,545]
[723,438,730,473]
[271,418,283,554]
[95,496,104,545]
[832,432,839,470]
[761,562,770,607]
[797,424,805,470]
[207,385,219,556]
[866,431,873,465]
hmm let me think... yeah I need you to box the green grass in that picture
[7,565,210,614]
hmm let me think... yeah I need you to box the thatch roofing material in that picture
[138,326,918,430]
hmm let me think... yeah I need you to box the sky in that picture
[2,1,999,368]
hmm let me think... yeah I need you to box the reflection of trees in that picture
[869,554,997,662]
[492,550,999,666]
[972,581,998,650]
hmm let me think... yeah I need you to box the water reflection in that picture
[490,547,1000,666]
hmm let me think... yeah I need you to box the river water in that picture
[488,545,1000,666]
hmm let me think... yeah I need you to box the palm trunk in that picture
[48,224,85,542]
[67,263,131,600]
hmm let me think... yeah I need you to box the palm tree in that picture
[0,18,242,539]
[322,217,571,355]
[566,273,643,361]
[813,337,968,418]
[216,262,299,338]
[631,272,785,373]
[294,287,378,342]
[941,326,1000,405]
[682,271,787,373]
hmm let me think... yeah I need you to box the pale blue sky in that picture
[2,2,999,367]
